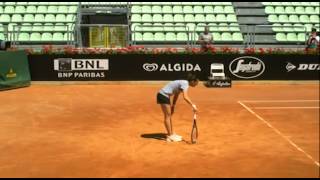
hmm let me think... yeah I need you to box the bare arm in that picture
[182,90,198,112]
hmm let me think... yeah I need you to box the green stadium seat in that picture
[142,23,152,31]
[281,2,292,6]
[0,15,11,23]
[131,6,141,13]
[56,14,66,22]
[285,6,295,14]
[68,6,78,13]
[310,2,319,6]
[196,23,206,31]
[64,33,74,41]
[183,6,193,13]
[206,14,215,22]
[58,6,69,13]
[203,6,214,13]
[0,7,3,14]
[232,32,243,41]
[8,23,17,32]
[131,14,142,22]
[268,15,278,23]
[30,33,41,41]
[154,32,165,41]
[55,23,67,31]
[141,5,152,13]
[293,23,305,32]
[300,2,310,6]
[41,33,53,41]
[11,14,23,22]
[47,6,58,13]
[278,15,289,23]
[34,14,45,22]
[272,23,283,32]
[310,15,319,23]
[212,33,221,41]
[18,33,30,41]
[131,23,141,31]
[132,32,143,41]
[152,14,163,22]
[37,6,47,13]
[163,23,174,31]
[141,14,152,22]
[0,33,4,40]
[43,23,54,31]
[304,24,313,32]
[265,6,275,14]
[274,6,285,14]
[216,14,227,22]
[174,14,184,22]
[66,15,75,22]
[52,33,64,41]
[162,6,172,13]
[219,23,229,31]
[172,6,183,13]
[194,6,204,14]
[297,33,306,42]
[295,7,305,14]
[282,24,293,32]
[289,15,300,23]
[15,6,26,13]
[20,23,32,31]
[184,14,195,22]
[226,14,237,22]
[229,23,240,31]
[276,33,287,41]
[213,6,224,13]
[152,6,162,13]
[4,6,15,14]
[163,14,174,23]
[45,14,56,22]
[23,14,34,22]
[186,23,196,32]
[165,32,176,41]
[271,2,282,6]
[315,7,319,14]
[176,33,188,41]
[208,23,218,32]
[26,6,37,13]
[195,14,206,22]
[153,23,163,32]
[224,6,235,13]
[286,33,297,41]
[143,32,154,41]
[32,23,43,31]
[299,15,310,23]
[175,23,185,31]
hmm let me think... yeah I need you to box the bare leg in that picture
[160,104,172,136]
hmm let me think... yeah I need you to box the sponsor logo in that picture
[211,81,231,87]
[143,63,201,72]
[286,62,320,72]
[6,68,17,78]
[286,62,296,72]
[229,56,265,79]
[54,58,109,79]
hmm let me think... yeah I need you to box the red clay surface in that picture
[0,83,319,177]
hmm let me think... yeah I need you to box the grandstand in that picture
[0,2,319,49]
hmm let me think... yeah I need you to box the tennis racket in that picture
[191,112,198,144]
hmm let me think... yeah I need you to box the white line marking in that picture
[238,101,320,167]
[241,100,320,103]
[253,107,320,109]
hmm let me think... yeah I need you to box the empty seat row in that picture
[268,15,319,23]
[130,2,233,5]
[275,33,308,42]
[0,14,76,23]
[0,6,78,13]
[272,23,319,32]
[265,6,319,15]
[132,32,243,42]
[9,32,74,41]
[131,5,235,14]
[262,2,319,7]
[0,23,75,32]
[131,14,237,23]
[131,23,241,32]
[0,2,79,5]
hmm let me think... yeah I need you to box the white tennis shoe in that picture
[166,134,182,142]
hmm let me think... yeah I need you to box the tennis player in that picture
[156,74,199,142]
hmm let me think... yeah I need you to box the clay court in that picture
[0,83,319,177]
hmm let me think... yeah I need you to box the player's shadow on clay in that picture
[141,133,167,141]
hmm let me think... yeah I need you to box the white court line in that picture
[253,107,320,109]
[238,101,320,167]
[241,100,320,103]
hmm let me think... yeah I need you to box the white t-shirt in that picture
[159,80,189,98]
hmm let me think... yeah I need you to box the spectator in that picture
[306,27,319,52]
[198,26,213,52]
